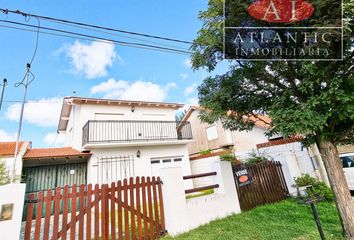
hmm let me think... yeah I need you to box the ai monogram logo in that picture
[224,0,343,60]
[247,0,314,23]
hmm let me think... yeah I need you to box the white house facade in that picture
[57,97,194,188]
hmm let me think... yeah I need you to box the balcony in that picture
[82,120,193,147]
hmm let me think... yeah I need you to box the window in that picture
[340,155,354,168]
[150,156,183,165]
[206,125,218,140]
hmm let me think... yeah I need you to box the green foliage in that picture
[199,149,212,155]
[294,174,334,201]
[219,152,235,162]
[162,200,343,240]
[245,151,269,165]
[0,160,11,186]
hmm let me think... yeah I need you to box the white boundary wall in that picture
[189,156,220,188]
[160,161,240,236]
[0,183,26,240]
[259,142,326,195]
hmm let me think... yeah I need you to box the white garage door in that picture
[150,156,183,177]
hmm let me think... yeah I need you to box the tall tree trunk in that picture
[317,139,354,239]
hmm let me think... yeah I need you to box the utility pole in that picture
[0,78,7,111]
[12,64,33,183]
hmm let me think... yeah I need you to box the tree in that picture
[191,0,354,238]
[0,160,11,186]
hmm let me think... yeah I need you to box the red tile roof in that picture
[23,147,91,160]
[257,136,303,149]
[0,142,25,156]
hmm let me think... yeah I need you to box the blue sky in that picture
[0,0,227,147]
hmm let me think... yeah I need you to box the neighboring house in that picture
[0,142,31,182]
[181,106,270,158]
[56,96,194,187]
[257,137,330,194]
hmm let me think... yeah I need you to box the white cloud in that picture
[184,83,198,96]
[182,97,199,112]
[44,133,65,147]
[183,58,192,68]
[91,78,176,102]
[66,41,117,79]
[180,73,188,80]
[5,97,62,127]
[0,129,16,141]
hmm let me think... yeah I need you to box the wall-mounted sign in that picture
[69,169,75,175]
[0,203,14,221]
[235,169,252,187]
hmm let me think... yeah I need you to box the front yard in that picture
[162,199,344,240]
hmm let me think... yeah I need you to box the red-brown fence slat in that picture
[110,182,116,240]
[152,177,160,236]
[78,184,85,240]
[268,162,279,202]
[62,186,69,240]
[147,177,155,240]
[129,177,136,240]
[141,177,149,239]
[34,192,43,240]
[123,178,130,240]
[24,193,35,240]
[251,164,265,206]
[86,184,92,240]
[101,184,109,240]
[253,163,267,204]
[157,177,165,234]
[43,190,52,240]
[70,185,77,240]
[135,177,143,239]
[117,181,123,240]
[94,184,100,240]
[52,187,61,240]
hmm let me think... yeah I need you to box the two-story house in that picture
[182,106,270,159]
[56,96,193,187]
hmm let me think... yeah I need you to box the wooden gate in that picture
[23,176,165,240]
[232,161,289,211]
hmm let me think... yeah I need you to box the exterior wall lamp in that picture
[131,105,135,112]
[137,150,141,158]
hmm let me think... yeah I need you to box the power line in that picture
[0,20,192,55]
[44,18,190,51]
[0,24,190,55]
[0,8,193,44]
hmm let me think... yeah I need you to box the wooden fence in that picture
[23,176,165,240]
[232,161,289,211]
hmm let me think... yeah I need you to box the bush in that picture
[0,160,11,186]
[246,151,269,165]
[294,174,334,201]
[219,152,235,162]
[199,149,212,155]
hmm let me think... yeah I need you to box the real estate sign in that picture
[235,168,252,187]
